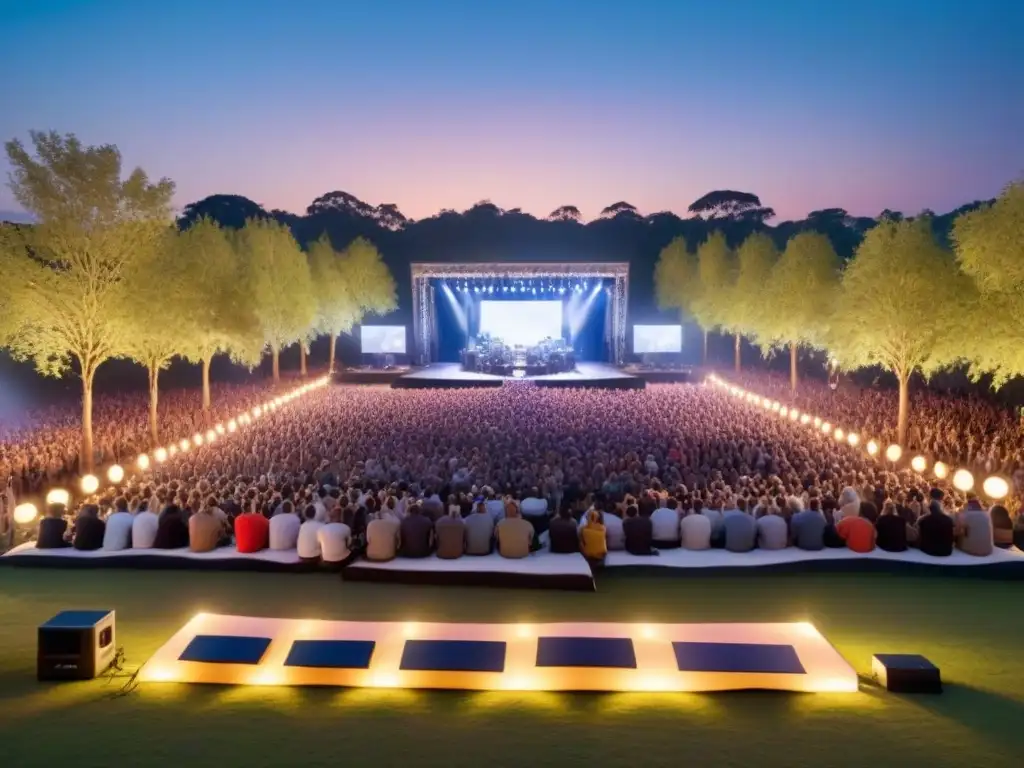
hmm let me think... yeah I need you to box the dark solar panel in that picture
[400,640,507,673]
[178,635,272,665]
[535,637,637,669]
[672,642,805,674]
[284,640,376,669]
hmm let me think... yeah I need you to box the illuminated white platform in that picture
[138,613,857,693]
[605,545,1024,572]
[1,541,302,572]
[343,550,596,591]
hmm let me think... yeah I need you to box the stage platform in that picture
[337,366,410,386]
[391,362,644,390]
[621,365,695,384]
[0,541,305,572]
[603,544,1024,578]
[343,550,596,591]
[138,613,857,693]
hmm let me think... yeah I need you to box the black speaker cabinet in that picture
[38,610,116,681]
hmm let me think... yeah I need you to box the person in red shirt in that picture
[837,515,876,553]
[235,501,270,553]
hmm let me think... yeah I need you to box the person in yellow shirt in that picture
[496,504,534,559]
[580,509,607,566]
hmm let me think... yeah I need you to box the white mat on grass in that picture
[348,549,592,576]
[604,544,1024,569]
[2,541,302,564]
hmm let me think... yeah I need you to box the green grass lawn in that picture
[1,567,1022,767]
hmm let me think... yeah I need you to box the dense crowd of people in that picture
[0,379,293,495]
[734,370,1024,483]
[19,380,1024,564]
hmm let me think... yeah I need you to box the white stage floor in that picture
[138,613,858,693]
[393,362,644,389]
[604,545,1024,570]
[343,549,596,590]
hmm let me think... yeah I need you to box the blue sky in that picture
[1,0,1021,221]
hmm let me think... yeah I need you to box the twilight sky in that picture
[1,0,1022,222]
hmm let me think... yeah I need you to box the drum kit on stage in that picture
[461,335,575,376]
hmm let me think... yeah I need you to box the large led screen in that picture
[479,301,563,347]
[633,324,683,353]
[360,325,407,354]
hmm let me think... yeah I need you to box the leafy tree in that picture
[119,228,189,444]
[727,232,778,371]
[179,194,268,230]
[688,190,775,223]
[373,203,408,231]
[600,201,640,219]
[309,235,397,373]
[547,205,582,222]
[238,218,316,381]
[692,232,735,366]
[951,182,1024,386]
[177,218,262,409]
[761,232,841,390]
[306,190,375,218]
[829,217,969,445]
[0,131,174,470]
[654,237,703,360]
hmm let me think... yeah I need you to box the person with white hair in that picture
[833,487,861,525]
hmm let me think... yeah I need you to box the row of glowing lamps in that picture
[12,376,331,526]
[706,374,1010,502]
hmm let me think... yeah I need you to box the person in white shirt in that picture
[521,489,548,519]
[297,504,325,560]
[680,510,712,550]
[131,504,160,549]
[103,497,135,551]
[268,500,301,550]
[318,507,353,566]
[651,500,682,547]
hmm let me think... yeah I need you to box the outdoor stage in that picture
[391,362,644,390]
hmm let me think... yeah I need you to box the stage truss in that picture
[411,262,630,365]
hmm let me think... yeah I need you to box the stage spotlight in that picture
[488,285,494,293]
[511,285,517,293]
[583,280,588,288]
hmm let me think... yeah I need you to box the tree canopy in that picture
[1,131,174,468]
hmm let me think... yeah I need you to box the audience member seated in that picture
[548,508,579,553]
[1013,509,1024,551]
[580,509,607,565]
[366,510,400,561]
[154,504,189,549]
[723,509,756,553]
[235,503,270,553]
[677,508,709,549]
[465,501,495,556]
[318,506,353,566]
[496,505,534,559]
[837,513,876,553]
[102,496,134,551]
[131,502,160,549]
[435,507,466,559]
[651,499,681,548]
[399,503,434,558]
[296,504,324,561]
[601,504,626,551]
[990,505,1014,549]
[521,488,548,518]
[36,503,70,549]
[834,487,861,524]
[189,503,224,553]
[73,504,105,551]
[790,498,826,550]
[700,501,725,547]
[956,497,993,557]
[917,496,955,557]
[875,501,908,552]
[756,508,788,550]
[623,505,655,555]
[269,500,301,550]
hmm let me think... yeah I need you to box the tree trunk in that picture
[897,369,910,448]
[790,342,798,391]
[299,343,307,377]
[148,364,160,447]
[734,333,741,373]
[272,345,280,382]
[328,333,337,374]
[201,357,212,411]
[81,369,95,474]
[702,328,708,365]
